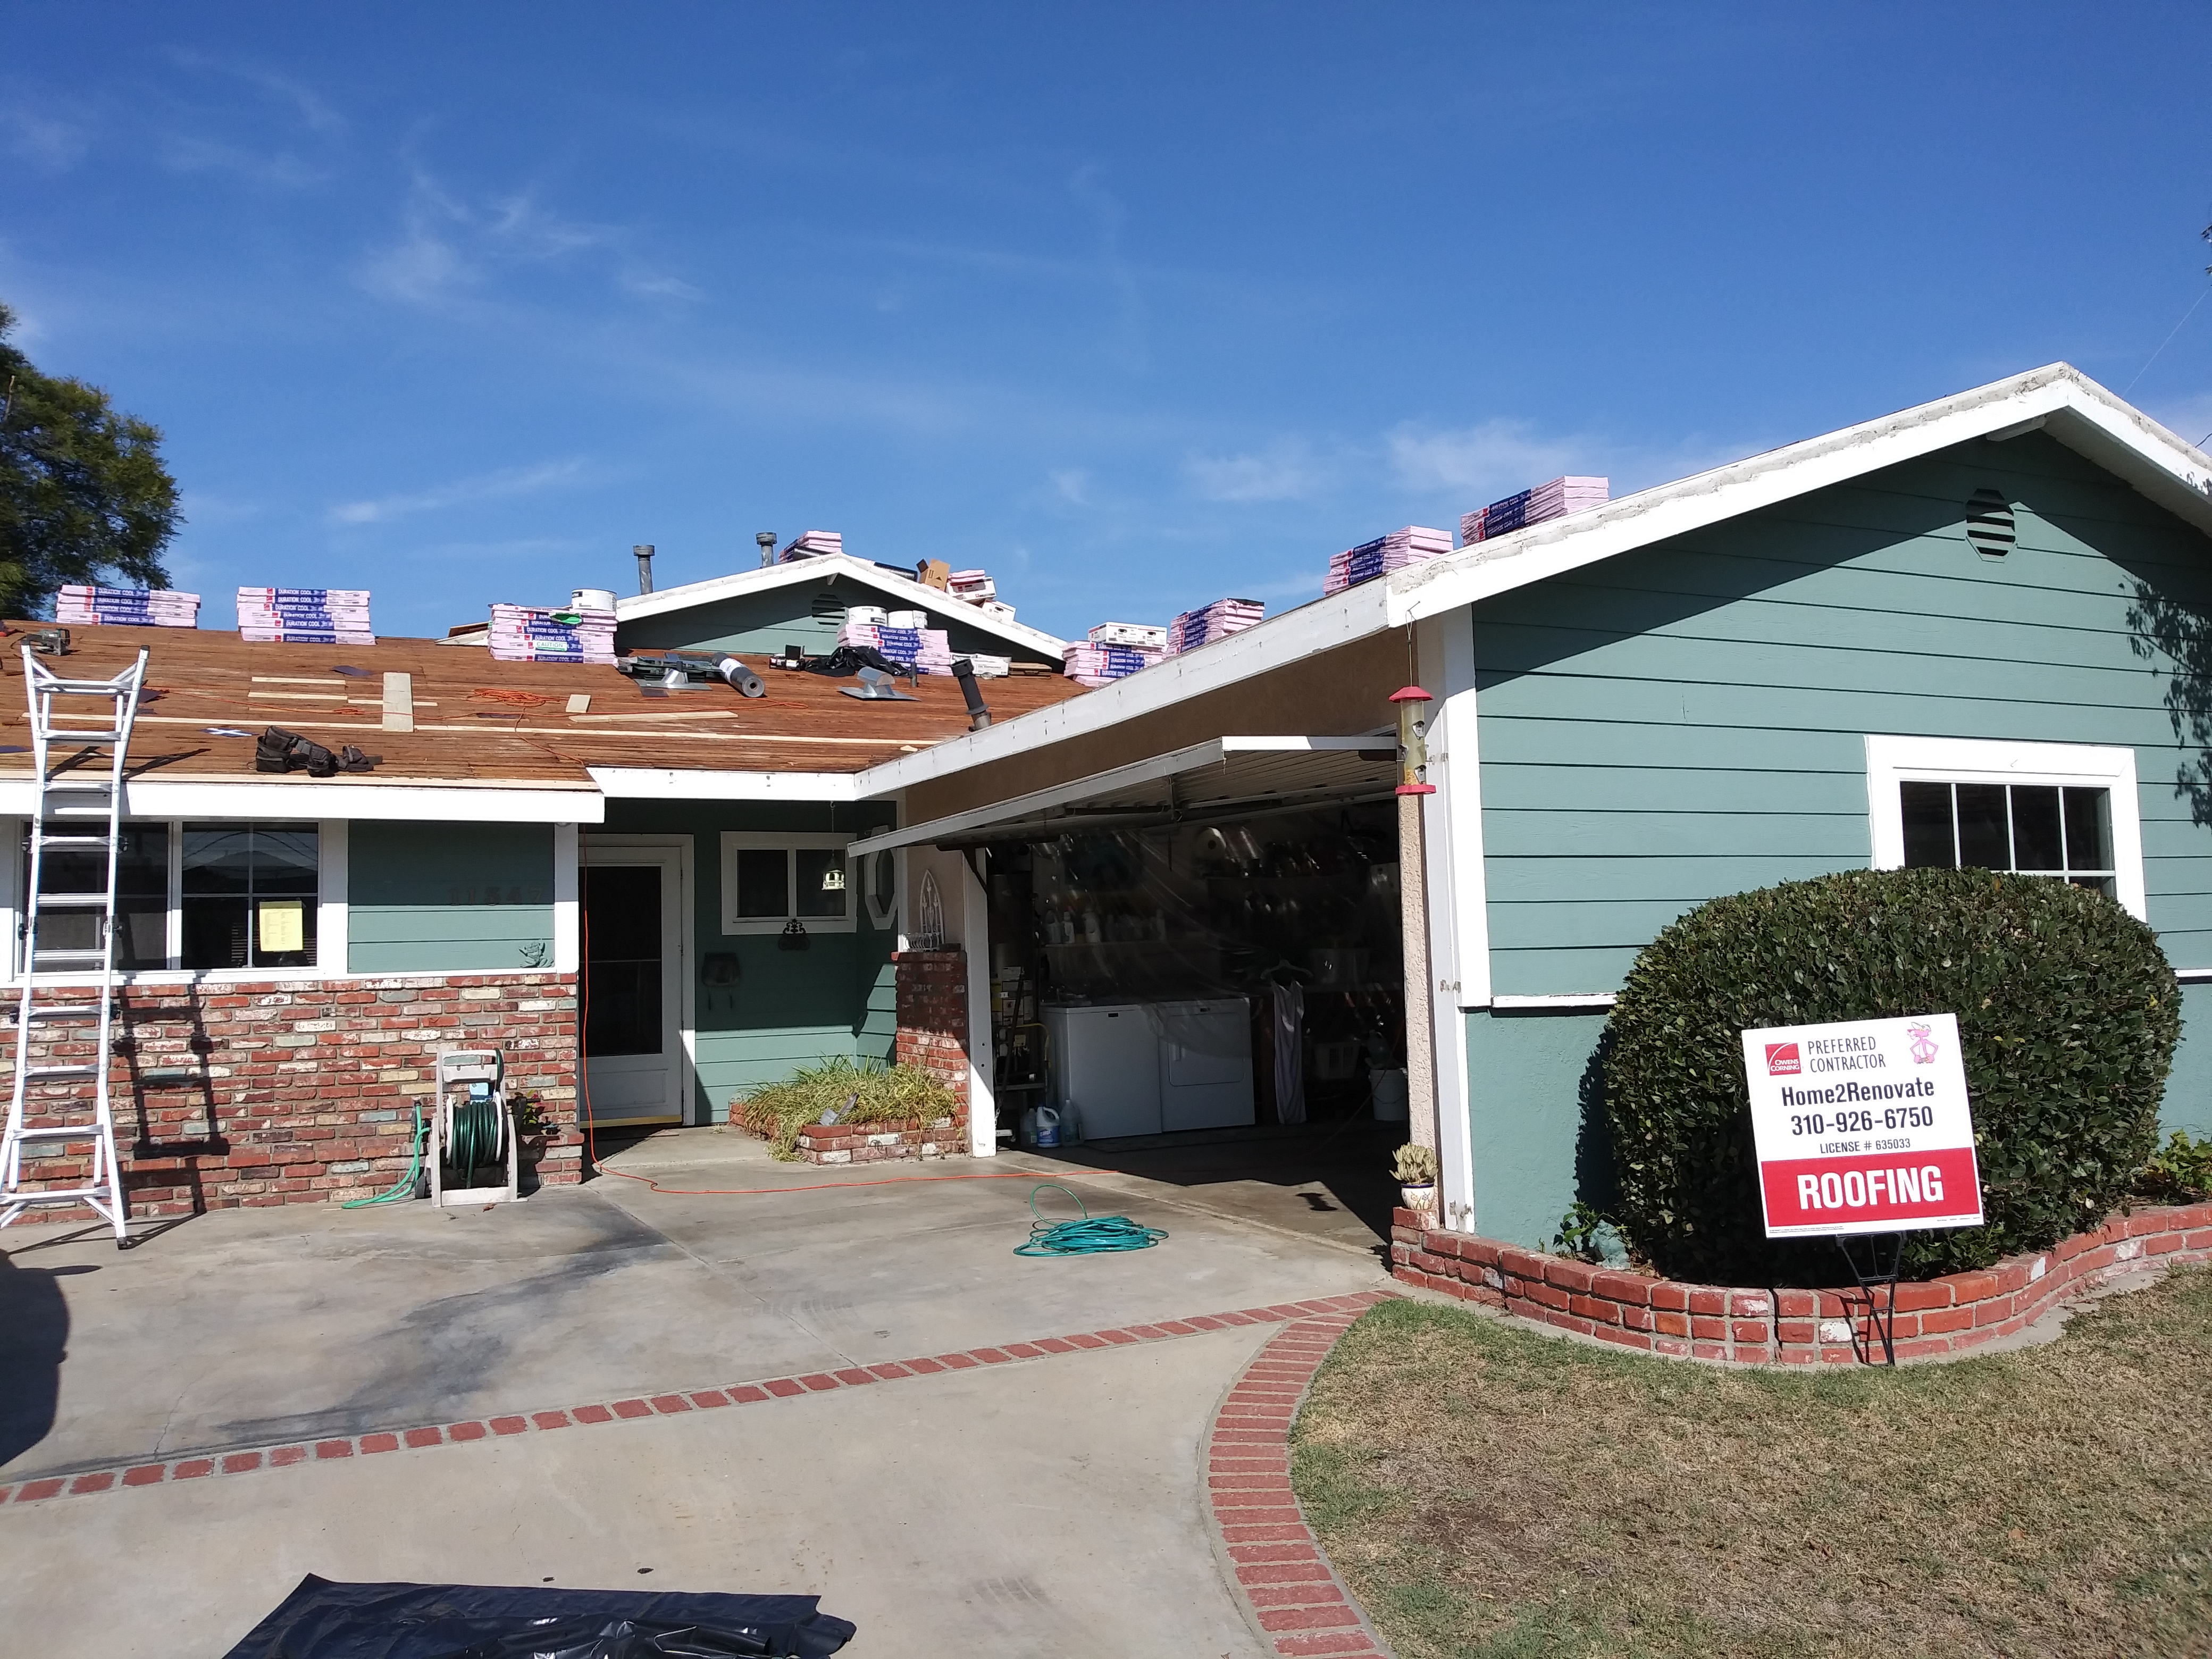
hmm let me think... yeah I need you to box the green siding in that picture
[597,800,898,1122]
[348,823,554,973]
[1460,431,2212,1244]
[614,573,1057,665]
[1474,430,2212,995]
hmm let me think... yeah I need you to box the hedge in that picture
[1603,868,2179,1283]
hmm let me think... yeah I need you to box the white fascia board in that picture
[588,767,858,802]
[1385,365,2212,627]
[614,554,1068,658]
[0,778,605,823]
[854,583,1396,799]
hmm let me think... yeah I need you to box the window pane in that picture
[870,850,896,915]
[253,828,320,895]
[252,898,316,968]
[2063,787,2112,874]
[23,823,168,971]
[794,848,848,918]
[1956,784,2009,869]
[1900,782,1956,868]
[182,827,256,894]
[583,866,662,962]
[735,849,788,918]
[181,896,250,969]
[2010,786,2063,872]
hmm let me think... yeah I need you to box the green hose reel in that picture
[432,1049,521,1207]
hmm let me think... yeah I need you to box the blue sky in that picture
[4,4,2210,641]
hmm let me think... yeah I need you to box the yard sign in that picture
[1740,1013,1983,1238]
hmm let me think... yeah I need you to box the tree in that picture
[0,300,180,618]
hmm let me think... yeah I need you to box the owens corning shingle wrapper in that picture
[1063,640,1161,686]
[948,568,997,602]
[486,603,617,663]
[1163,597,1265,653]
[1460,476,1607,545]
[961,652,1011,677]
[1089,621,1169,650]
[237,588,374,645]
[778,529,844,560]
[55,585,201,627]
[1322,526,1452,596]
[837,621,954,673]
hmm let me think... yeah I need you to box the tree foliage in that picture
[0,300,179,617]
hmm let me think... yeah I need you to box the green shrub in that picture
[2135,1129,2212,1202]
[1604,868,2179,1283]
[732,1055,959,1160]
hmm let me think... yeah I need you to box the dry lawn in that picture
[1291,1267,2212,1659]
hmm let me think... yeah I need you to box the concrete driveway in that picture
[0,1129,1390,1656]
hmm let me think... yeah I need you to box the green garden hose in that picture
[1014,1182,1168,1256]
[446,1093,505,1186]
[342,1100,425,1209]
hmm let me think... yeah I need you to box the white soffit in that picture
[588,767,858,801]
[0,777,606,823]
[612,552,1069,659]
[849,734,1393,857]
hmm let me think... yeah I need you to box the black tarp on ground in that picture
[222,1575,857,1659]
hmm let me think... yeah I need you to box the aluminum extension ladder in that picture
[0,644,149,1244]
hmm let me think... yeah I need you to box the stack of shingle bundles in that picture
[1162,597,1266,655]
[237,588,374,645]
[1322,526,1452,596]
[960,653,1011,678]
[1460,476,1607,545]
[1088,622,1169,650]
[55,585,201,627]
[980,599,1017,624]
[778,529,844,560]
[1062,640,1162,686]
[948,569,997,604]
[838,619,954,674]
[486,603,617,663]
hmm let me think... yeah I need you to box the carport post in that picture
[1392,686,1439,1153]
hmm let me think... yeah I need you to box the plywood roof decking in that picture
[0,624,1086,786]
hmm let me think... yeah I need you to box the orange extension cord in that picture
[577,909,1038,1198]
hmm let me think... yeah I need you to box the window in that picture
[719,832,854,934]
[1866,736,2144,919]
[864,848,899,929]
[20,819,320,974]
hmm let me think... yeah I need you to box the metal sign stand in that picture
[1832,1231,1908,1365]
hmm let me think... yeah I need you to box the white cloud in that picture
[1050,468,1092,505]
[1386,418,1583,498]
[329,458,593,526]
[167,52,346,136]
[1184,442,1328,504]
[621,269,706,301]
[1,105,91,171]
[160,135,328,189]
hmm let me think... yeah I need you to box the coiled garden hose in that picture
[1014,1183,1168,1256]
[342,1100,425,1209]
[447,1092,505,1186]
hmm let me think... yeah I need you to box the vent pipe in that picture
[756,530,778,568]
[951,657,992,730]
[633,544,656,595]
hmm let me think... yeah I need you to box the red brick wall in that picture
[5,971,581,1220]
[894,948,970,1132]
[1392,1201,2212,1364]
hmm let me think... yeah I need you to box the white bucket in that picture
[844,604,888,626]
[571,588,616,613]
[1370,1068,1409,1121]
[885,609,928,630]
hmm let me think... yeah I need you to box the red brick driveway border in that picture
[0,1291,1394,1508]
[1202,1297,1402,1659]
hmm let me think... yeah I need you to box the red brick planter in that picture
[1391,1200,2212,1364]
[790,1116,962,1165]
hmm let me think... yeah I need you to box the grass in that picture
[729,1055,958,1159]
[1290,1267,2212,1659]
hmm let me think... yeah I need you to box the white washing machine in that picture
[1152,999,1255,1131]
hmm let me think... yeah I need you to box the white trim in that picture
[580,834,696,1126]
[2176,967,2212,983]
[1415,618,1478,1228]
[588,767,857,802]
[0,778,606,824]
[960,850,996,1158]
[1488,993,1618,1010]
[613,551,1068,659]
[849,734,1389,858]
[1862,734,2146,920]
[316,819,348,974]
[719,831,857,935]
[552,824,580,972]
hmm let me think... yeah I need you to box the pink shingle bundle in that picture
[838,621,954,674]
[778,529,844,560]
[948,569,997,603]
[238,588,373,645]
[1460,476,1607,545]
[55,585,200,627]
[1063,640,1162,686]
[487,604,617,663]
[1163,597,1265,654]
[1088,622,1168,650]
[1323,526,1451,596]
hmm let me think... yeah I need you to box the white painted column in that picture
[1419,614,1485,1232]
[552,824,580,973]
[316,819,349,976]
[961,850,997,1157]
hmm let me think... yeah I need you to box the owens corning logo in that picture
[1765,1043,1801,1077]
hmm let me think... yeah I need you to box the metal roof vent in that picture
[1965,489,2015,558]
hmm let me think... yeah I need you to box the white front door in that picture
[581,842,686,1127]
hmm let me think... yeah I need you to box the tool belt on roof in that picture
[255,726,381,778]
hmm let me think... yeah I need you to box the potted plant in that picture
[512,1091,556,1162]
[1392,1143,1438,1217]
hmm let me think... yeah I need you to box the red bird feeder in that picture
[1390,685,1436,795]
